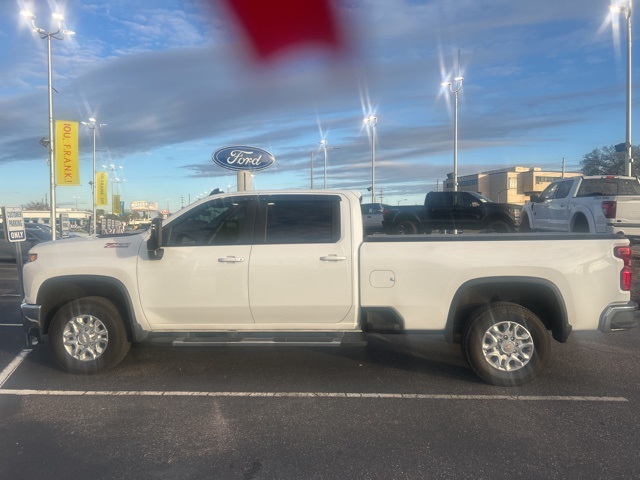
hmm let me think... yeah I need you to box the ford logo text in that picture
[212,146,276,172]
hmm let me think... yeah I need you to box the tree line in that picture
[580,145,640,176]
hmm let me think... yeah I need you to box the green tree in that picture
[580,145,640,176]
[22,201,50,210]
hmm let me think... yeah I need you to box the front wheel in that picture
[49,297,131,374]
[462,302,550,386]
[519,215,532,232]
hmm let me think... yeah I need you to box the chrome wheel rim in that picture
[62,315,109,361]
[482,321,534,372]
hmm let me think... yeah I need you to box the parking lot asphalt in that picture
[1,260,640,479]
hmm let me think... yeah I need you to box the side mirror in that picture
[147,217,164,260]
[530,194,540,203]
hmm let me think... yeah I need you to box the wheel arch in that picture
[36,275,145,343]
[481,213,515,230]
[393,213,421,225]
[570,209,595,233]
[445,276,570,344]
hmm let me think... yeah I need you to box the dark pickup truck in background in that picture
[382,191,521,234]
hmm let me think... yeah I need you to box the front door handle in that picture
[218,256,245,263]
[320,255,347,262]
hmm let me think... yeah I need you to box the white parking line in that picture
[0,351,631,402]
[0,349,31,388]
[0,389,628,402]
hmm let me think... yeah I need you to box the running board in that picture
[166,332,366,348]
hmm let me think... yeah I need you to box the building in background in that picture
[17,209,92,230]
[444,166,583,204]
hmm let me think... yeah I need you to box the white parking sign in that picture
[2,206,26,242]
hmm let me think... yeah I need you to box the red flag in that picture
[219,0,345,61]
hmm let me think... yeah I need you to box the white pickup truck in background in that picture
[520,176,640,242]
[20,190,639,386]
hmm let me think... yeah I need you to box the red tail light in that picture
[614,246,632,291]
[602,201,617,219]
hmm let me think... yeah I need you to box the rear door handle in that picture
[218,256,245,263]
[320,255,347,262]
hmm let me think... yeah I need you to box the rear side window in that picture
[577,178,640,196]
[260,196,340,244]
[428,192,453,207]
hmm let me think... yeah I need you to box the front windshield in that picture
[468,192,491,203]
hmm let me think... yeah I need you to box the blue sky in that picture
[0,0,635,212]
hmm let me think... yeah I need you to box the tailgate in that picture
[613,196,640,222]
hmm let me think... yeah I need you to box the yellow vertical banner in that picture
[113,194,121,214]
[96,172,108,205]
[55,120,80,186]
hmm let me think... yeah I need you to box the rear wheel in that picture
[49,297,130,374]
[462,302,550,386]
[485,220,512,233]
[393,219,418,235]
[572,215,590,233]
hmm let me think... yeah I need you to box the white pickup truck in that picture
[520,175,640,242]
[20,190,639,386]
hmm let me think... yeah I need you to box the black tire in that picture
[519,215,532,232]
[49,297,131,374]
[462,302,550,386]
[485,220,512,233]
[393,220,418,235]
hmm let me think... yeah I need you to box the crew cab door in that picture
[547,179,574,230]
[531,181,559,230]
[137,196,257,328]
[424,192,454,229]
[455,192,484,228]
[248,194,354,324]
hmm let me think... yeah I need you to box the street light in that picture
[364,116,378,203]
[20,9,75,240]
[81,118,106,235]
[320,140,328,188]
[611,1,634,176]
[319,140,339,189]
[441,76,464,192]
[102,164,124,213]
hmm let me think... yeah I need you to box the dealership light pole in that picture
[441,76,464,192]
[81,118,106,235]
[319,140,339,189]
[611,1,634,176]
[103,164,123,214]
[320,140,329,189]
[364,115,378,203]
[20,10,75,241]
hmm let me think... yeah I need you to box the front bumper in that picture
[21,301,43,344]
[599,301,640,332]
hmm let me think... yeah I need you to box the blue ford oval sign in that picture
[212,146,276,172]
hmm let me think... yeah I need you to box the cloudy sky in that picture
[0,0,633,211]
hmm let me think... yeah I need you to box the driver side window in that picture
[538,182,559,201]
[164,197,251,246]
